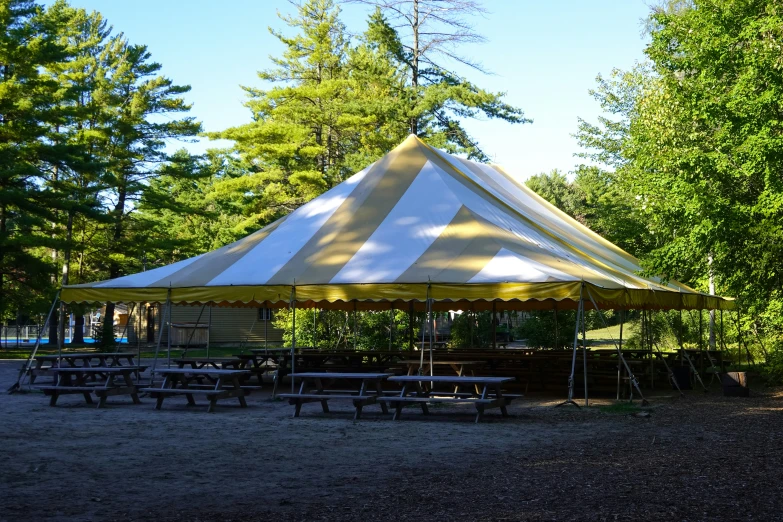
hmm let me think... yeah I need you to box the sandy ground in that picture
[1,359,782,522]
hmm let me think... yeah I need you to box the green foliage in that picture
[274,308,418,350]
[449,311,493,348]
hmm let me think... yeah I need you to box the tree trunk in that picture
[103,179,127,347]
[410,0,419,135]
[708,252,716,349]
[57,211,74,346]
[72,315,85,344]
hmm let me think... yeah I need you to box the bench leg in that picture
[83,392,94,405]
[354,403,363,420]
[320,399,329,413]
[393,403,403,420]
[130,392,141,405]
[475,405,484,424]
[49,392,59,407]
[375,381,388,414]
[496,385,509,417]
[186,393,196,406]
[207,396,217,413]
[155,395,165,410]
[294,400,302,418]
[97,394,107,409]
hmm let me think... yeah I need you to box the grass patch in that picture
[598,402,644,415]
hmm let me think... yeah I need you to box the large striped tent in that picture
[61,135,733,311]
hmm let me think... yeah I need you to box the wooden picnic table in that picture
[140,368,254,413]
[30,352,137,384]
[381,375,519,423]
[278,372,393,420]
[36,366,148,408]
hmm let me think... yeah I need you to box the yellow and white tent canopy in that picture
[62,135,732,311]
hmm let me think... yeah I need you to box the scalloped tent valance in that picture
[62,135,734,311]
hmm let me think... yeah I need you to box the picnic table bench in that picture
[278,372,393,420]
[380,375,520,423]
[29,352,137,384]
[140,368,254,413]
[36,366,148,408]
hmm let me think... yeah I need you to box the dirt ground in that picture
[1,360,781,522]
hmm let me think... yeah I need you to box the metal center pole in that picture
[291,287,296,393]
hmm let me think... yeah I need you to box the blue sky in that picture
[49,0,652,180]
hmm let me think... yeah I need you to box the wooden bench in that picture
[142,368,251,412]
[278,372,392,420]
[382,375,520,423]
[36,366,148,408]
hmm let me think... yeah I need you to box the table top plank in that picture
[290,372,393,379]
[51,366,148,373]
[153,368,250,376]
[388,375,513,384]
[398,360,484,365]
[35,353,135,360]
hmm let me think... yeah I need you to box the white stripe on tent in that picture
[95,254,205,288]
[207,164,372,286]
[331,160,462,284]
[434,165,637,288]
[467,248,577,284]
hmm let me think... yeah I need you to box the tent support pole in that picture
[291,287,296,393]
[617,309,623,400]
[183,303,206,359]
[418,299,427,375]
[353,301,357,351]
[166,291,173,368]
[491,301,497,349]
[556,284,584,408]
[469,305,474,350]
[553,303,558,349]
[264,302,268,352]
[389,304,394,351]
[206,305,212,360]
[585,288,648,405]
[428,297,434,379]
[408,302,414,354]
[136,303,143,383]
[151,293,170,378]
[8,291,59,393]
[582,293,588,406]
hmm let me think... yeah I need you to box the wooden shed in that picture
[125,304,283,346]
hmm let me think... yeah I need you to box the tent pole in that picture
[136,303,143,383]
[389,304,394,351]
[469,305,474,350]
[428,298,434,379]
[291,286,296,393]
[353,301,357,351]
[206,305,212,360]
[582,292,588,406]
[556,285,583,408]
[419,302,427,375]
[408,302,414,354]
[8,291,59,393]
[313,308,318,348]
[491,301,497,349]
[166,291,173,368]
[183,303,206,359]
[151,294,169,379]
[699,309,704,375]
[116,303,135,356]
[649,310,655,390]
[617,309,623,400]
[264,302,268,352]
[585,288,648,405]
[553,303,558,349]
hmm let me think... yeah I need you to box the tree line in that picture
[3,0,783,360]
[0,0,527,343]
